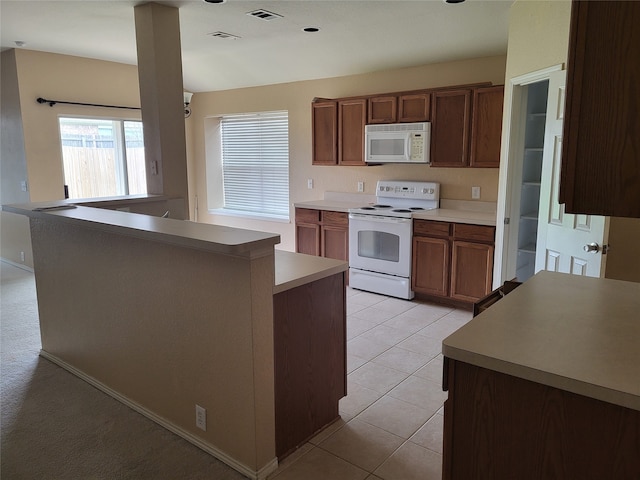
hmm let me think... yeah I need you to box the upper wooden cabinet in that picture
[470,86,504,168]
[430,89,472,167]
[399,93,431,123]
[312,101,337,165]
[368,96,397,124]
[560,0,640,218]
[311,83,501,168]
[338,98,367,166]
[368,93,431,123]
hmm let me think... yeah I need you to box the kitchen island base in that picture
[443,359,640,479]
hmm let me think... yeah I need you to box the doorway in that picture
[495,65,608,286]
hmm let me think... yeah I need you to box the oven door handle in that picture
[348,213,412,224]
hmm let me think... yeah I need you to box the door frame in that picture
[494,64,563,288]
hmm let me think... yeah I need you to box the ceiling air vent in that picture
[246,9,283,21]
[208,31,241,40]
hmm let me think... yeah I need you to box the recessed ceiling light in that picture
[302,27,320,33]
[444,0,466,3]
[203,0,226,4]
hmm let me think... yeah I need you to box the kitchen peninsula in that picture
[3,202,348,480]
[442,271,640,479]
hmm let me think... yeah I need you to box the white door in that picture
[534,70,609,277]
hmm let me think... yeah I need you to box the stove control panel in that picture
[376,181,440,201]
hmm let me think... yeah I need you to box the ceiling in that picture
[0,0,513,93]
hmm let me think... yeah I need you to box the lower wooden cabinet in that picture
[274,272,346,459]
[412,219,494,304]
[443,359,640,479]
[295,208,349,262]
[412,236,450,297]
[450,240,494,302]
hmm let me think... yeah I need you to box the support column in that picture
[134,3,189,219]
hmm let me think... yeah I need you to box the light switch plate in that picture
[472,186,481,199]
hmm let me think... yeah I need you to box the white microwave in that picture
[365,122,430,164]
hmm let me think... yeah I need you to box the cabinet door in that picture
[450,241,494,302]
[312,102,338,165]
[470,86,504,168]
[399,93,431,122]
[321,225,349,261]
[368,96,397,124]
[412,236,450,297]
[430,90,471,167]
[296,223,320,256]
[338,99,367,166]
[560,0,640,218]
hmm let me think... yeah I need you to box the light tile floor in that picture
[268,288,473,480]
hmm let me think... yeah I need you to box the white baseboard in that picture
[1,258,34,272]
[39,350,279,480]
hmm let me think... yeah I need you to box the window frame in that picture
[208,110,290,222]
[58,115,146,200]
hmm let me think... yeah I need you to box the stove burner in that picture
[360,206,376,210]
[372,204,393,208]
[410,207,425,211]
[392,209,412,213]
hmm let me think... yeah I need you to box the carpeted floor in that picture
[0,261,248,480]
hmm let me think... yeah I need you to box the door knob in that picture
[583,242,600,253]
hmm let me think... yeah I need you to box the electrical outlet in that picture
[307,178,313,189]
[195,404,206,431]
[20,180,28,192]
[472,186,481,199]
[20,251,25,262]
[150,160,158,175]
[357,181,364,193]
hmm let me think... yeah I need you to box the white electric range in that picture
[348,180,440,299]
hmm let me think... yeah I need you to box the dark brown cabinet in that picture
[295,208,349,263]
[368,96,397,124]
[295,208,321,255]
[470,85,504,168]
[274,272,346,459]
[311,84,501,168]
[443,359,640,480]
[430,90,472,167]
[560,0,640,218]
[412,220,451,297]
[412,219,494,304]
[311,101,338,165]
[338,98,367,166]
[399,93,431,122]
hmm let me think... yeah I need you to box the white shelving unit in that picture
[515,82,548,282]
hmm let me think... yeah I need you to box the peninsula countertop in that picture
[3,202,280,258]
[443,271,640,411]
[274,250,347,294]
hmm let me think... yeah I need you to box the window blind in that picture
[221,111,289,219]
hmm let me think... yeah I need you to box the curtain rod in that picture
[36,97,141,110]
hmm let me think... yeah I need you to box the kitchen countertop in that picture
[4,202,346,294]
[443,271,640,411]
[294,197,497,226]
[412,208,496,226]
[3,202,280,258]
[274,250,347,294]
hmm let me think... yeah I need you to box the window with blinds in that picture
[220,111,289,220]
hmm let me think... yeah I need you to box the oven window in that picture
[357,231,400,262]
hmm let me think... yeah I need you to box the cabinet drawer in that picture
[414,220,451,238]
[453,224,495,243]
[322,210,348,226]
[295,208,321,223]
